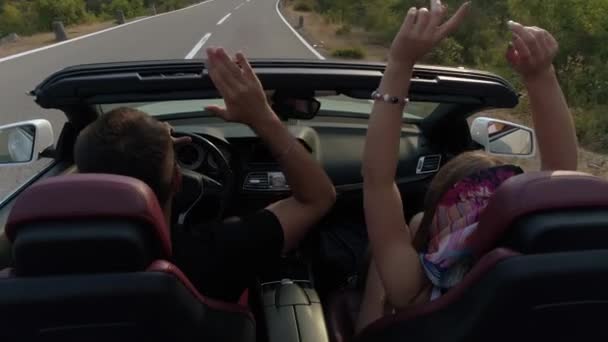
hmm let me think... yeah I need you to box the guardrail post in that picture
[298,16,304,28]
[116,10,126,24]
[52,21,68,42]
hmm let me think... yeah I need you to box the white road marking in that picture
[235,3,245,10]
[217,13,232,25]
[0,0,219,65]
[274,0,325,60]
[184,33,212,59]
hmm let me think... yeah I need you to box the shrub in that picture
[156,0,187,11]
[573,106,608,153]
[85,0,105,14]
[332,47,365,59]
[33,0,88,30]
[0,3,27,35]
[0,1,41,35]
[360,1,392,31]
[294,1,312,12]
[425,37,464,66]
[335,24,351,36]
[101,0,144,19]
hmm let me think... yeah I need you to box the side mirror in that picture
[0,119,54,165]
[470,117,535,157]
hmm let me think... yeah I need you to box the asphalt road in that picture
[0,0,321,200]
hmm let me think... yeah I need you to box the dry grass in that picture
[283,4,388,61]
[332,47,366,59]
[0,21,115,58]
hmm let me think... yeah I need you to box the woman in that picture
[357,0,578,331]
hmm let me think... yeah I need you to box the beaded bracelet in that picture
[371,90,410,105]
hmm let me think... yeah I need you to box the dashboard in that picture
[170,116,441,197]
[175,135,298,193]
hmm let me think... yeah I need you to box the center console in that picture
[257,253,330,342]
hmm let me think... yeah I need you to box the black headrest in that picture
[6,174,171,276]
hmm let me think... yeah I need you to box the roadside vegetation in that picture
[0,0,200,37]
[290,0,608,154]
[293,1,312,12]
[331,46,365,59]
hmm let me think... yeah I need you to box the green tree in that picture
[101,0,144,18]
[0,2,28,35]
[33,0,88,30]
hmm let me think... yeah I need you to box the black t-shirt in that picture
[171,209,284,302]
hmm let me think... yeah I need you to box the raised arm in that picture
[362,0,470,308]
[205,47,336,253]
[507,22,578,170]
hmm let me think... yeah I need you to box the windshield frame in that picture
[97,95,441,124]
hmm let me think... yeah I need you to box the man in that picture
[74,47,336,302]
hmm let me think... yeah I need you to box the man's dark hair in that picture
[74,107,173,205]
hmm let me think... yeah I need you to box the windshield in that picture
[99,95,439,120]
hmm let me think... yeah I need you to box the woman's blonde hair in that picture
[412,151,504,251]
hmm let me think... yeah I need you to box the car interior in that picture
[1,60,608,342]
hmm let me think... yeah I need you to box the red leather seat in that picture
[326,171,608,342]
[0,174,254,342]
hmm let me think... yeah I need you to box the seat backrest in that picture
[358,249,608,342]
[471,171,608,255]
[356,172,608,342]
[0,174,254,342]
[5,173,171,276]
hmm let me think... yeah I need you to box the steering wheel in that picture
[172,132,235,229]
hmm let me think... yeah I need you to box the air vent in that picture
[243,172,270,190]
[416,155,442,174]
[243,172,290,192]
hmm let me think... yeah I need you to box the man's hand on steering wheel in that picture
[163,122,192,146]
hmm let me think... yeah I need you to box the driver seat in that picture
[0,174,255,342]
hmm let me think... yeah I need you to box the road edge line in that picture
[0,0,218,65]
[217,13,232,25]
[274,0,325,60]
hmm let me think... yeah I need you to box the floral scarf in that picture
[420,164,524,290]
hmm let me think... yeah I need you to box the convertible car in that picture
[1,60,608,342]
